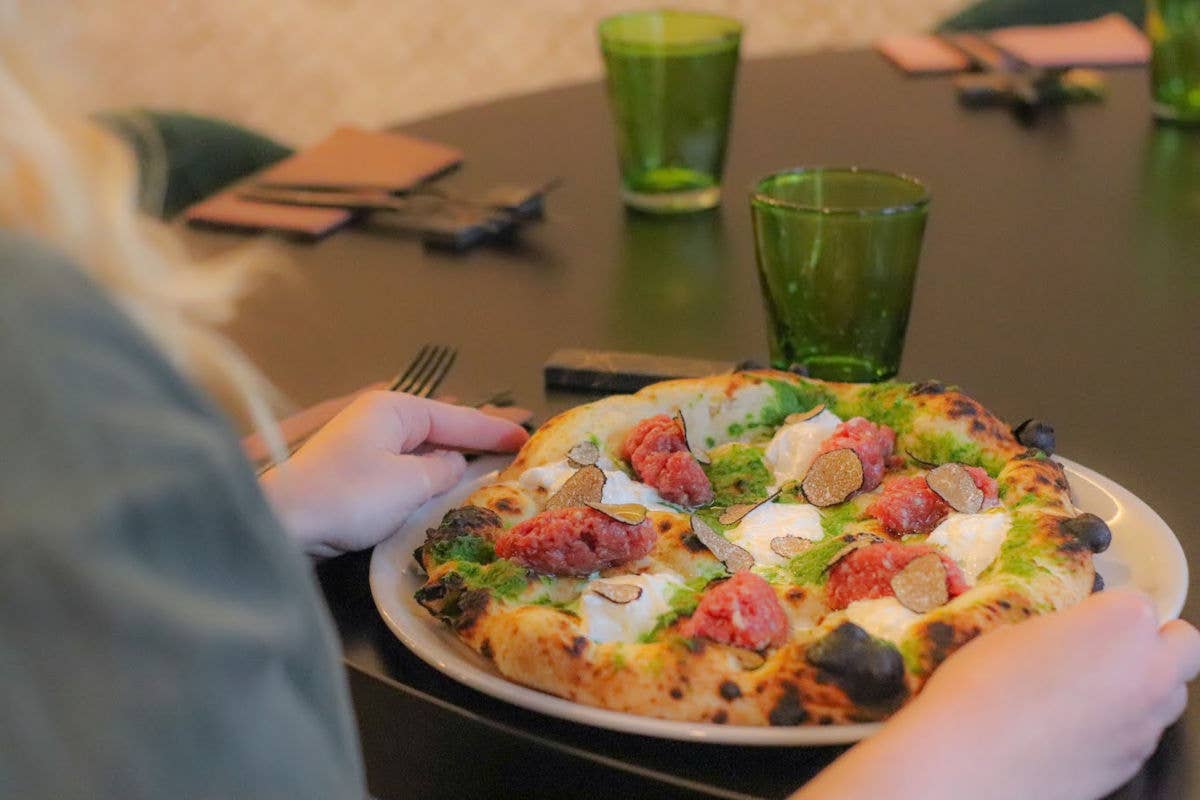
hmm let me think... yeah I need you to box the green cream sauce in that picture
[908,431,1007,478]
[757,507,862,586]
[831,381,915,434]
[704,444,772,506]
[757,378,838,430]
[979,515,1046,581]
[427,535,496,567]
[453,559,529,601]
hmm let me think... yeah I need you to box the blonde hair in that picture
[0,45,286,460]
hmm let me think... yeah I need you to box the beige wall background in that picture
[23,0,968,145]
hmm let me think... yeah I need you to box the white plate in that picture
[369,454,1187,747]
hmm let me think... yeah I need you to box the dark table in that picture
[190,49,1200,799]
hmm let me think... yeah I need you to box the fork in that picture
[388,344,457,397]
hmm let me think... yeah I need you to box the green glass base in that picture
[773,355,896,383]
[621,185,721,213]
[1153,101,1200,124]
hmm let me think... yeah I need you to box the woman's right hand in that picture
[793,590,1200,800]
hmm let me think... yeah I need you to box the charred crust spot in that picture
[1093,571,1105,593]
[1060,513,1112,554]
[785,587,807,602]
[768,683,809,726]
[480,639,494,660]
[997,599,1012,610]
[948,398,979,419]
[817,714,834,725]
[669,687,684,700]
[453,589,490,632]
[840,534,857,543]
[927,621,956,661]
[719,681,742,701]
[910,380,946,396]
[493,497,518,513]
[807,624,908,708]
[657,519,673,533]
[565,636,588,657]
[755,683,767,695]
[682,534,707,552]
[425,505,503,545]
[970,419,986,433]
[712,710,729,724]
[414,582,447,603]
[1034,474,1052,486]
[1012,419,1056,455]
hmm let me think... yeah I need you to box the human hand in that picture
[259,390,528,558]
[241,383,385,464]
[793,590,1200,800]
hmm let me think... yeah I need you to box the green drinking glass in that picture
[1148,0,1200,123]
[750,168,930,383]
[599,10,742,213]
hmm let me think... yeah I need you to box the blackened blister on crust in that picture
[1092,571,1105,593]
[414,581,447,604]
[768,683,809,726]
[414,571,463,613]
[925,621,957,664]
[1061,513,1112,554]
[453,589,490,632]
[718,680,742,701]
[1012,418,1056,455]
[947,397,981,420]
[426,506,503,544]
[566,636,588,657]
[806,623,908,708]
[492,497,519,514]
[909,380,947,396]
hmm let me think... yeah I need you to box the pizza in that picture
[412,370,1111,726]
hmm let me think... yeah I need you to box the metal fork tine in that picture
[418,347,457,398]
[404,346,444,396]
[397,345,441,394]
[389,344,431,392]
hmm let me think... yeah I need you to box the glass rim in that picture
[750,167,931,217]
[598,9,743,50]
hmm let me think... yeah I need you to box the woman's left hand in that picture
[259,390,529,557]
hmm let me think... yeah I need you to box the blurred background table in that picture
[183,49,1200,799]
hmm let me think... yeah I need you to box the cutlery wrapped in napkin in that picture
[184,126,463,237]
